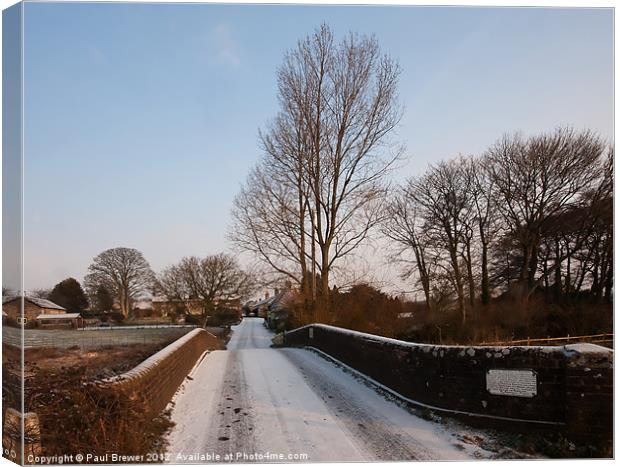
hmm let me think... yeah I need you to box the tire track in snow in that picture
[168,318,471,462]
[207,350,258,457]
[281,348,453,461]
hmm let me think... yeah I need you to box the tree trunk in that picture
[591,242,601,302]
[119,291,131,318]
[465,241,475,307]
[449,247,466,323]
[320,247,330,299]
[413,244,432,311]
[527,242,539,290]
[604,254,613,303]
[564,250,572,295]
[310,208,317,301]
[554,239,563,301]
[480,240,489,306]
[298,193,308,295]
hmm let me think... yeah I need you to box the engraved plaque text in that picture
[486,369,537,398]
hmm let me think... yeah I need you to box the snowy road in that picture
[166,318,476,463]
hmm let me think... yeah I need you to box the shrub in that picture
[25,365,172,460]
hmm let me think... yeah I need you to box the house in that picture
[265,290,294,331]
[153,297,242,319]
[245,294,275,318]
[3,296,67,322]
[131,299,154,318]
[2,296,77,327]
[152,298,205,318]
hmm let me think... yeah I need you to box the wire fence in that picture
[80,324,198,331]
[478,333,614,348]
[2,326,195,351]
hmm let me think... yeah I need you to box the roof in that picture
[3,296,66,311]
[248,297,272,310]
[133,300,153,310]
[36,313,81,320]
[269,291,294,311]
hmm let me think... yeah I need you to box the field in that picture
[2,325,193,350]
[2,327,225,460]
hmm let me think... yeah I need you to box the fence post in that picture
[2,409,42,464]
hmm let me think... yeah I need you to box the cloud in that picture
[209,23,240,67]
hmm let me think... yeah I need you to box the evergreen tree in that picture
[49,277,89,313]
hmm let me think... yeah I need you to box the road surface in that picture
[166,318,478,463]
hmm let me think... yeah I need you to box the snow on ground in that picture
[166,318,490,463]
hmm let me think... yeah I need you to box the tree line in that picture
[17,247,253,320]
[230,24,613,339]
[383,128,613,324]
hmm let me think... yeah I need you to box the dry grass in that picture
[24,342,171,379]
[3,334,222,462]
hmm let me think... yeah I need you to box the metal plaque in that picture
[486,369,537,398]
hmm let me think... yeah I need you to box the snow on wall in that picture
[282,323,613,447]
[291,323,612,355]
[97,328,219,415]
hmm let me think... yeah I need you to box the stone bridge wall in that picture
[282,324,612,447]
[98,328,220,415]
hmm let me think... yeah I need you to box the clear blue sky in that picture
[20,3,613,290]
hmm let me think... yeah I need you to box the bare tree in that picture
[486,127,605,298]
[232,24,403,301]
[303,26,403,297]
[588,147,614,302]
[466,157,500,305]
[84,247,155,318]
[409,159,473,322]
[230,163,309,288]
[382,187,434,311]
[259,103,314,293]
[156,253,255,317]
[536,145,613,302]
[28,288,52,299]
[155,264,186,301]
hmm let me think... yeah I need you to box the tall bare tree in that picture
[84,247,155,317]
[231,24,403,300]
[465,157,499,305]
[409,159,474,322]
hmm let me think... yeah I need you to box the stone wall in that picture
[281,324,612,447]
[98,328,220,415]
